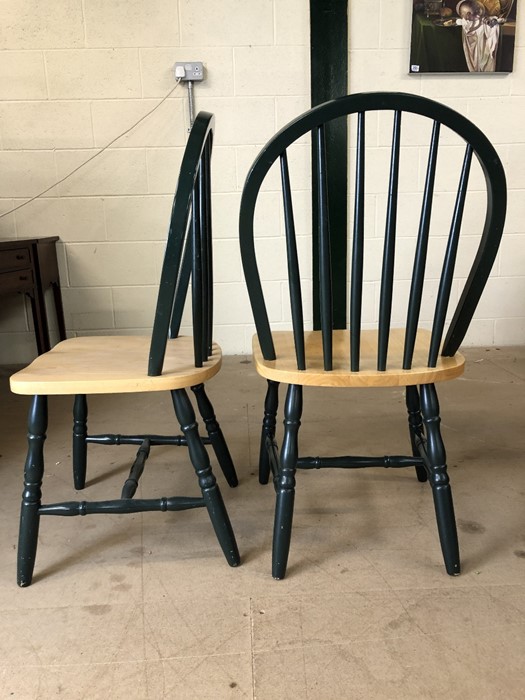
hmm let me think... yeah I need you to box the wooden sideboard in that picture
[0,237,66,354]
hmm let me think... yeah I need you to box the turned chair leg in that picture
[272,384,302,580]
[72,394,88,490]
[171,389,240,567]
[259,380,279,485]
[18,395,48,587]
[191,383,238,487]
[405,385,428,483]
[420,383,460,576]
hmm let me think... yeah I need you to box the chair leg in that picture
[18,395,48,587]
[272,384,302,580]
[171,389,240,567]
[420,384,460,576]
[191,383,238,487]
[405,385,427,483]
[259,380,279,485]
[72,394,88,490]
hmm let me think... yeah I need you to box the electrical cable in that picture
[0,78,182,221]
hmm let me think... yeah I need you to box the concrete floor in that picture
[0,348,524,699]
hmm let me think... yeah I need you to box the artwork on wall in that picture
[409,1,517,73]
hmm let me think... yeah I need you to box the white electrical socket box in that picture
[174,62,204,81]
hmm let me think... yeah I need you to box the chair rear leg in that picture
[259,380,279,485]
[18,395,48,587]
[171,389,240,567]
[73,394,88,490]
[420,384,460,576]
[191,383,238,487]
[405,385,427,483]
[272,384,302,580]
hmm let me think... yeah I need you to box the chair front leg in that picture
[72,394,88,490]
[420,383,460,576]
[191,383,238,487]
[18,395,48,587]
[171,389,240,567]
[405,385,427,483]
[272,383,302,580]
[259,380,279,485]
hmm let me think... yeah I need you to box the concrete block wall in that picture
[0,0,523,363]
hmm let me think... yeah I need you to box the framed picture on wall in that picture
[409,1,517,73]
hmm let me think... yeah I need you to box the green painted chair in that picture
[239,92,506,579]
[11,112,240,586]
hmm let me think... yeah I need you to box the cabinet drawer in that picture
[0,246,31,272]
[0,269,34,295]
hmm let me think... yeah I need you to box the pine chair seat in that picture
[253,329,465,388]
[10,335,222,395]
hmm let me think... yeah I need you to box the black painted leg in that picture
[420,383,460,576]
[406,385,428,483]
[191,383,238,487]
[18,395,48,587]
[73,394,88,490]
[52,281,67,342]
[272,384,302,580]
[27,293,49,355]
[171,389,240,567]
[259,380,279,485]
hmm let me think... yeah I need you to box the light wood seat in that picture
[11,112,240,587]
[253,329,465,388]
[10,336,222,396]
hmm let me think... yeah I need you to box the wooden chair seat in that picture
[253,329,464,388]
[10,336,222,396]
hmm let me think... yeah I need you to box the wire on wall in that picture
[0,79,183,221]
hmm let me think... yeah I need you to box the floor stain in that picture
[458,519,486,534]
[86,604,111,616]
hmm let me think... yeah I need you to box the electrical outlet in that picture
[174,62,205,82]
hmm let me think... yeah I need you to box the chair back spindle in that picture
[428,143,473,367]
[281,151,306,370]
[350,111,366,372]
[403,120,440,370]
[191,182,204,368]
[377,110,402,371]
[315,124,334,371]
[170,228,192,341]
[203,137,214,357]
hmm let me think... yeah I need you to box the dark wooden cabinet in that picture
[0,237,66,354]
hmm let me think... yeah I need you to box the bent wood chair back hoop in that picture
[239,92,506,377]
[149,111,215,376]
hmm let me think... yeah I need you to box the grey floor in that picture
[0,348,524,699]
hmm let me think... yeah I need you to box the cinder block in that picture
[46,49,142,99]
[0,1,84,49]
[56,149,148,196]
[234,47,309,96]
[0,101,93,149]
[0,51,47,99]
[15,197,106,242]
[0,151,57,198]
[179,0,273,46]
[83,0,179,48]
